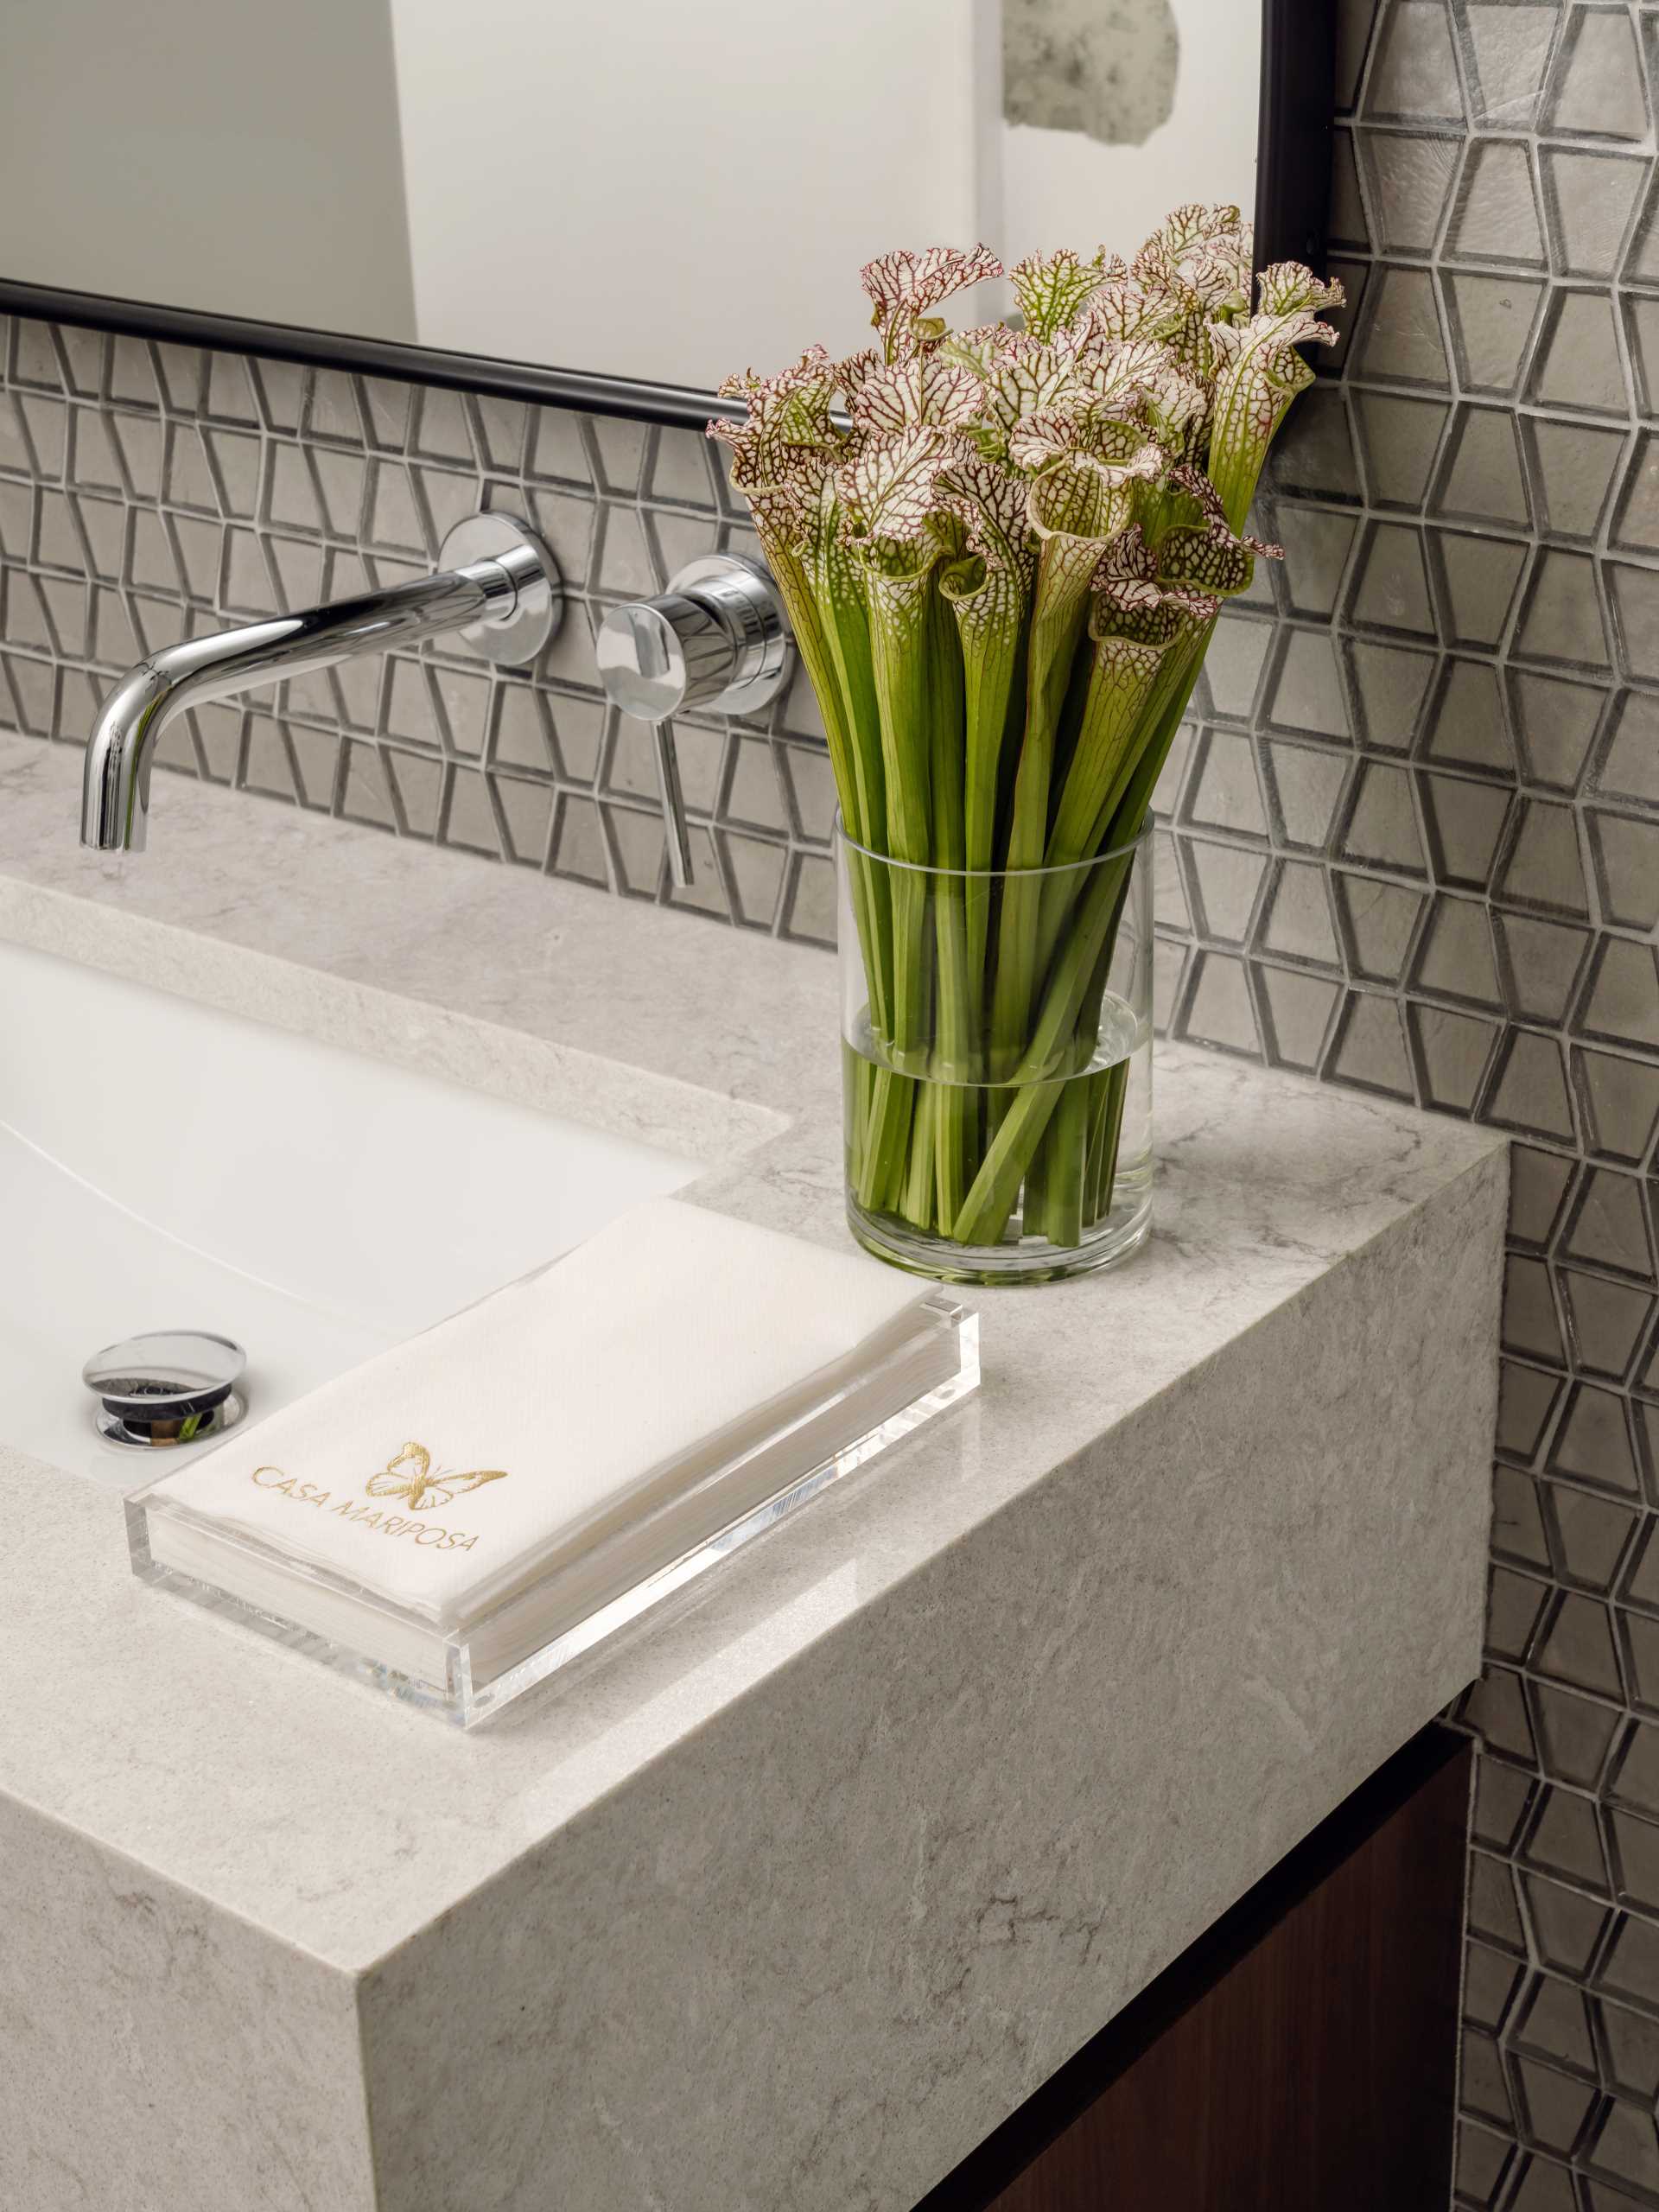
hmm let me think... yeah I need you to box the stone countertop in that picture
[0,734,1505,2212]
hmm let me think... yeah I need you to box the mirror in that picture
[0,1,1328,422]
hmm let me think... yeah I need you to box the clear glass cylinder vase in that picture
[837,818,1153,1286]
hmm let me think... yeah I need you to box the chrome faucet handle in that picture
[594,552,794,888]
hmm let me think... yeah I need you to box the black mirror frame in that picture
[0,0,1333,432]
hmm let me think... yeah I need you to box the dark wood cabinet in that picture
[918,1726,1471,2212]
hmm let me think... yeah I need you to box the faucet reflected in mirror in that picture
[79,512,563,854]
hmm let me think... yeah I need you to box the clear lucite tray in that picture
[126,1295,977,1726]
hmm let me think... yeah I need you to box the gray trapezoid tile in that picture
[381,746,442,840]
[1351,387,1452,510]
[1424,657,1514,776]
[1186,837,1269,945]
[407,386,478,471]
[1514,548,1613,677]
[1195,611,1272,721]
[1332,867,1427,982]
[1541,147,1649,283]
[1182,727,1270,838]
[1262,383,1363,505]
[103,334,162,414]
[1429,529,1529,652]
[1335,0,1382,117]
[1487,1027,1580,1145]
[1561,1178,1654,1317]
[487,682,556,778]
[1346,517,1440,640]
[302,369,371,449]
[1434,404,1534,531]
[1499,797,1591,918]
[1574,1045,1659,1166]
[261,440,324,537]
[1605,562,1659,686]
[1531,289,1631,421]
[1421,766,1515,888]
[1529,419,1630,547]
[203,425,263,523]
[1364,0,1466,124]
[1338,755,1430,875]
[1261,502,1360,620]
[1507,1249,1568,1365]
[471,394,529,478]
[1576,938,1659,1056]
[337,740,397,835]
[779,846,836,949]
[1546,3,1649,142]
[547,789,611,889]
[1410,999,1503,1112]
[1177,947,1263,1058]
[439,764,506,862]
[1561,1267,1655,1379]
[1593,690,1659,809]
[1345,635,1439,752]
[1262,624,1351,738]
[248,358,304,437]
[1445,270,1549,399]
[715,829,790,933]
[719,733,791,839]
[1257,856,1342,969]
[585,415,650,500]
[1609,432,1659,563]
[1588,810,1659,931]
[1508,668,1610,796]
[1260,735,1353,852]
[1462,3,1559,134]
[1413,889,1505,1009]
[1358,124,1464,257]
[646,425,721,511]
[1497,912,1593,1029]
[1326,985,1418,1100]
[1350,263,1452,390]
[1447,137,1548,271]
[1624,296,1659,418]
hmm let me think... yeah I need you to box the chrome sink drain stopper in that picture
[83,1330,247,1448]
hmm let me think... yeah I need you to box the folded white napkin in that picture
[144,1198,944,1659]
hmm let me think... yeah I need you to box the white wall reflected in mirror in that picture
[0,0,1262,393]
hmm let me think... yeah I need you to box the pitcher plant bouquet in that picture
[710,206,1340,1281]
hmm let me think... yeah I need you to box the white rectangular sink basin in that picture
[0,939,699,1485]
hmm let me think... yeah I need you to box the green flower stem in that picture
[925,590,975,1224]
[1085,1060,1129,1224]
[951,847,1132,1247]
[988,531,1099,1076]
[943,556,1028,988]
[1045,1078,1091,1247]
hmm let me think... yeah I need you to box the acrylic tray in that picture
[126,1294,977,1726]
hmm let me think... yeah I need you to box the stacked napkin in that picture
[143,1198,957,1682]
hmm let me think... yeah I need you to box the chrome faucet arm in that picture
[80,513,561,853]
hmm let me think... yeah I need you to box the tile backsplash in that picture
[4,1,1659,2202]
[0,325,842,941]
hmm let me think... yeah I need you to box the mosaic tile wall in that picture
[0,320,843,940]
[1213,4,1659,2206]
[0,2,1656,2202]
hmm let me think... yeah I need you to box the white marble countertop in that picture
[0,734,1506,2212]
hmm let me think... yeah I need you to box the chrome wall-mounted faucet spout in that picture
[79,512,562,853]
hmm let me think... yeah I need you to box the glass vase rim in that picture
[833,812,1152,880]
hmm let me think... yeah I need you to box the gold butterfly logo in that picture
[364,1440,509,1513]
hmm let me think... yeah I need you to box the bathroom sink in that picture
[0,939,699,1485]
